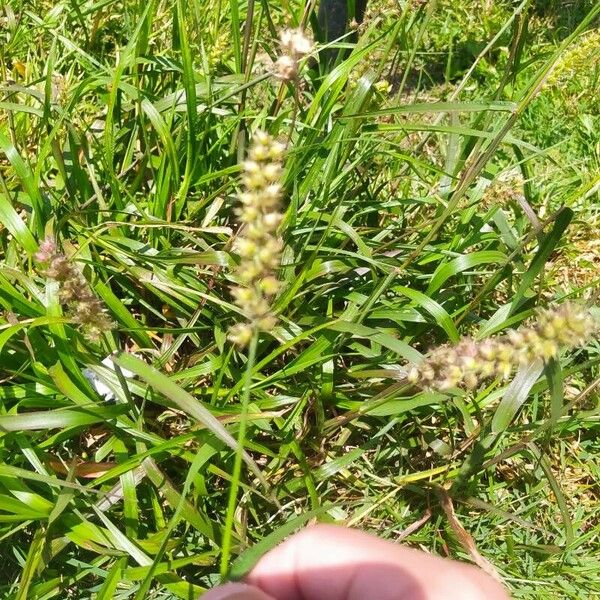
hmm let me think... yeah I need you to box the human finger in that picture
[246,524,509,600]
[203,582,276,600]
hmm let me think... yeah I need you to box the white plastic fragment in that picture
[82,355,135,402]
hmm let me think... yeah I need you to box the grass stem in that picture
[220,332,259,580]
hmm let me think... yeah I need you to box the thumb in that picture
[202,583,276,600]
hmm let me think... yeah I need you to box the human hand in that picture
[204,524,509,600]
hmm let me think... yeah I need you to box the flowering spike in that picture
[35,237,114,342]
[228,132,285,347]
[407,303,597,391]
[274,28,313,81]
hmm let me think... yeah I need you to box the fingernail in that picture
[202,582,274,600]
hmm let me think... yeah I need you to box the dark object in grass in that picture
[317,0,368,66]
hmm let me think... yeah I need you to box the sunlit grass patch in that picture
[0,0,598,598]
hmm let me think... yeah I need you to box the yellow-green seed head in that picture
[405,302,596,391]
[228,323,254,347]
[228,131,285,346]
[260,276,281,296]
[407,367,419,384]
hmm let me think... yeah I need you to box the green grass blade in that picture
[112,352,269,489]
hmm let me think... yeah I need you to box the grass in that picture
[0,0,599,598]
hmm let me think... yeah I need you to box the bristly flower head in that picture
[35,237,114,342]
[274,28,313,81]
[228,132,285,347]
[279,29,313,56]
[407,303,597,391]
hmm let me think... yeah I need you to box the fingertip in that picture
[202,582,276,600]
[248,524,511,600]
[463,566,511,600]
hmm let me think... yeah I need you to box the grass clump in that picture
[0,1,599,599]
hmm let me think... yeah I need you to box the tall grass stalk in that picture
[220,333,259,579]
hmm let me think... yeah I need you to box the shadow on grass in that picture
[532,0,599,39]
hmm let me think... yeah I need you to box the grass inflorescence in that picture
[228,131,286,347]
[408,303,598,390]
[35,237,114,342]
